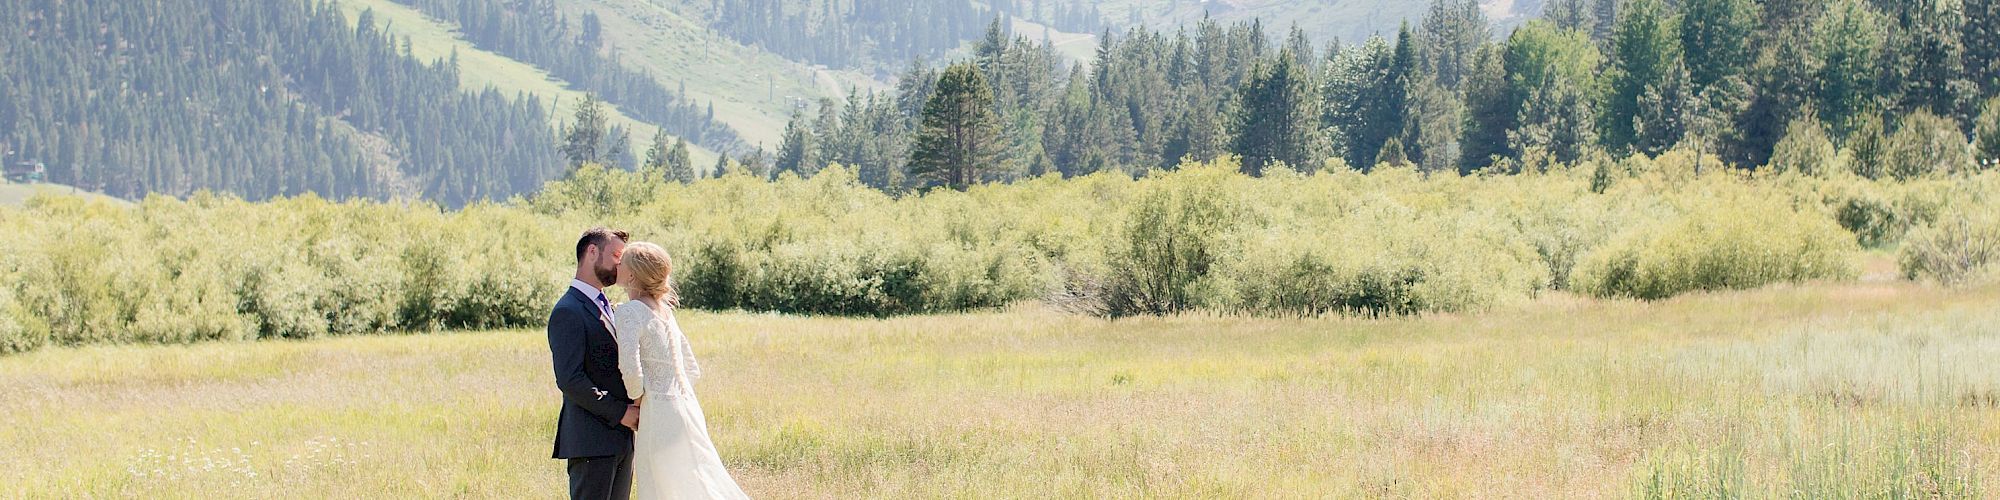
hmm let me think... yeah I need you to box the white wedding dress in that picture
[614,301,749,500]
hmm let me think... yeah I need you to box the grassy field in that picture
[3,272,1997,497]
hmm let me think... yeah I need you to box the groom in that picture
[548,227,641,500]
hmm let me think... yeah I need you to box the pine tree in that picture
[1605,0,1680,153]
[1813,0,1887,136]
[1419,0,1489,90]
[1634,60,1691,155]
[1680,0,1758,92]
[666,139,695,183]
[1883,0,1973,122]
[1544,0,1596,33]
[712,153,732,179]
[1232,49,1322,175]
[643,130,672,173]
[562,94,610,169]
[774,110,815,177]
[909,63,1000,191]
[1967,0,2000,97]
[1460,44,1513,171]
[1346,25,1417,171]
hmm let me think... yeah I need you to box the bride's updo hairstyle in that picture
[621,242,680,307]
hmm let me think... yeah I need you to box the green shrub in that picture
[1101,166,1240,317]
[11,157,1990,352]
[1887,110,1974,181]
[1769,116,1840,177]
[1844,113,1890,180]
[0,283,32,354]
[1900,202,2000,286]
[1577,193,1859,300]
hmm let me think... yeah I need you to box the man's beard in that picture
[595,257,618,286]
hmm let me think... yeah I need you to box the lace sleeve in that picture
[614,302,648,402]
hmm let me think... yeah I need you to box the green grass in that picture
[4,275,1997,497]
[330,0,723,167]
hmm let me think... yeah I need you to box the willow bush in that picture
[1900,176,2000,286]
[4,157,1995,352]
[1573,161,1863,300]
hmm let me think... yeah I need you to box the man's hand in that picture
[621,405,641,430]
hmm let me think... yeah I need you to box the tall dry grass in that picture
[2,277,1995,497]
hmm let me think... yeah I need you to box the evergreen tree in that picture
[1419,0,1490,90]
[1814,0,1887,136]
[1401,74,1465,174]
[774,111,816,177]
[1967,0,2000,97]
[1634,60,1692,155]
[909,63,1000,191]
[1232,49,1322,175]
[562,94,611,169]
[713,153,733,179]
[666,139,696,183]
[1882,0,1974,122]
[1680,0,1759,92]
[643,130,673,173]
[1461,44,1514,171]
[1604,0,1680,153]
[1544,0,1596,33]
[1323,36,1395,170]
[1342,25,1417,171]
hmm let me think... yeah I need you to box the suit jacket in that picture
[548,286,635,459]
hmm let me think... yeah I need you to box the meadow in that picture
[4,153,1999,496]
[2,272,1996,497]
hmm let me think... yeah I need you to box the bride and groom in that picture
[548,227,749,499]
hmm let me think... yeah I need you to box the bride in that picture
[613,242,750,499]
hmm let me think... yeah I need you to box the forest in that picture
[746,0,2000,193]
[0,0,564,206]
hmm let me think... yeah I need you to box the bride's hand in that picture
[621,404,641,430]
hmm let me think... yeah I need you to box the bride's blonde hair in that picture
[620,242,680,307]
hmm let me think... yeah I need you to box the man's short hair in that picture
[575,227,630,263]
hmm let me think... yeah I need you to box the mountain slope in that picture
[331,0,724,167]
[0,0,561,205]
[549,0,888,149]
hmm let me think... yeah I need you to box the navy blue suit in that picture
[548,286,634,499]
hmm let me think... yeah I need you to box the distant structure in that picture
[4,161,45,184]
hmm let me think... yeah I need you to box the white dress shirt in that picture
[570,278,613,322]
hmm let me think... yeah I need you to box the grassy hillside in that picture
[0,182,129,207]
[551,0,888,149]
[331,0,723,167]
[3,279,1995,496]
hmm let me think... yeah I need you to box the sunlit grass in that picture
[3,280,1996,497]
